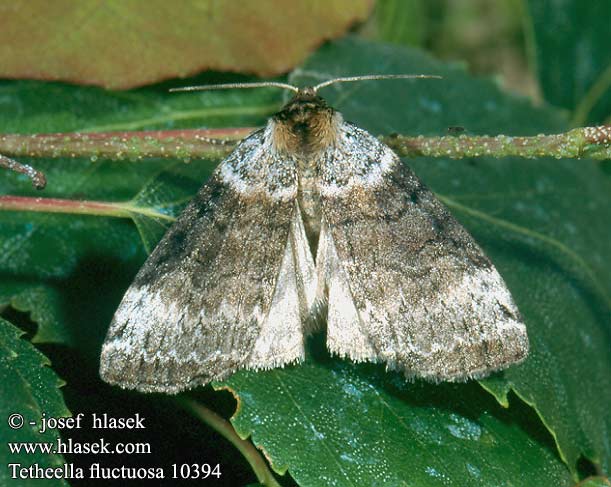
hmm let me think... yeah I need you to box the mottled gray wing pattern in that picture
[318,122,528,381]
[100,128,308,393]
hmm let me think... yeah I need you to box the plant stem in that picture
[174,396,282,487]
[0,196,131,218]
[383,126,611,160]
[0,155,46,189]
[0,126,609,162]
[0,128,248,160]
[1,126,609,187]
[0,195,175,221]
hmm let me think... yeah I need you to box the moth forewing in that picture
[100,84,528,393]
[100,130,304,393]
[317,123,528,380]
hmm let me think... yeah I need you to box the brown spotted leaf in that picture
[0,0,373,89]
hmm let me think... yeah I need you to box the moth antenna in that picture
[312,74,442,92]
[169,81,299,94]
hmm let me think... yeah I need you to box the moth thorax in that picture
[271,96,341,155]
[270,94,342,255]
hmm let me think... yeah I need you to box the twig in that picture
[174,396,282,487]
[0,155,46,189]
[1,126,609,189]
[0,195,175,221]
[382,126,611,160]
[0,126,609,164]
[0,128,247,160]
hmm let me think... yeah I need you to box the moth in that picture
[100,75,529,393]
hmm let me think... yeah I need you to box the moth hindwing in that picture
[100,88,528,393]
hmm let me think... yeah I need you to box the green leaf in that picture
[526,0,611,125]
[0,318,69,487]
[0,80,281,134]
[224,362,571,486]
[0,284,71,344]
[0,0,373,89]
[574,477,611,487]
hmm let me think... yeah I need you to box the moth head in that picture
[267,75,441,153]
[168,74,442,154]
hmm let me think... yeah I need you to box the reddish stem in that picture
[0,195,131,218]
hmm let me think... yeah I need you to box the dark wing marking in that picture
[318,122,528,381]
[100,129,307,393]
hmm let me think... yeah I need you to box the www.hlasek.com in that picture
[8,435,151,455]
[6,412,221,481]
